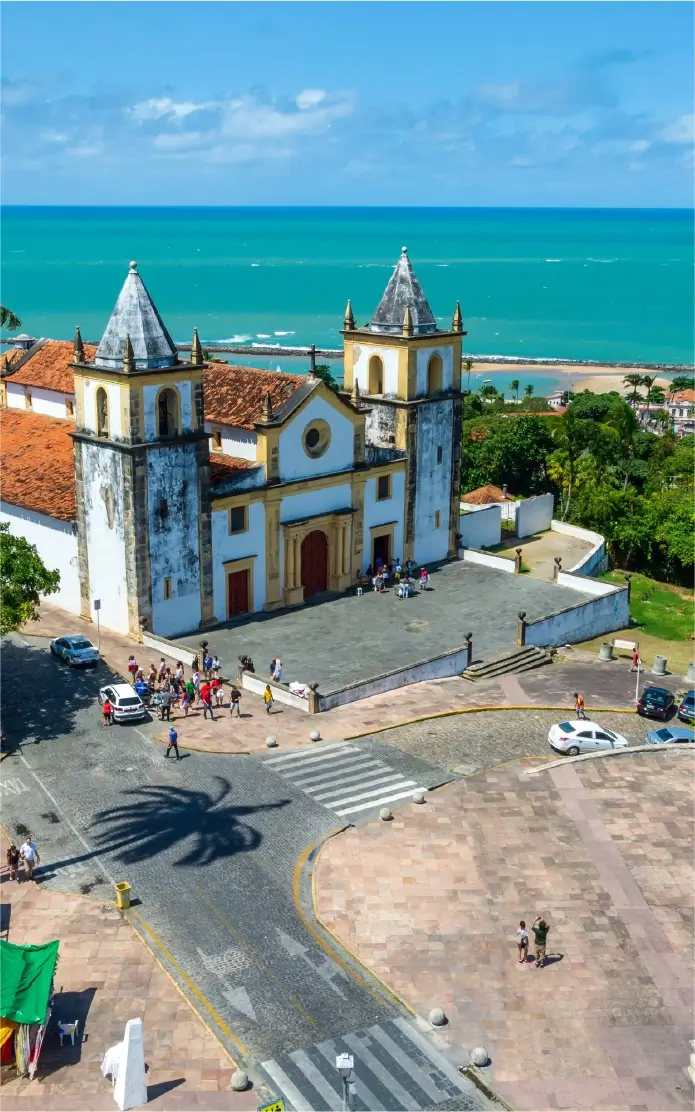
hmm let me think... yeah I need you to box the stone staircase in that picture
[463,644,553,681]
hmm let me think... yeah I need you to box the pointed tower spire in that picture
[123,333,135,373]
[402,305,414,337]
[369,247,437,336]
[260,391,274,423]
[343,299,355,331]
[351,378,361,409]
[452,301,464,333]
[190,328,204,366]
[94,260,178,370]
[73,326,85,363]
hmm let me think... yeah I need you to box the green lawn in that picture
[602,570,694,642]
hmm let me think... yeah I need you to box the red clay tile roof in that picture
[0,349,24,374]
[1,408,76,521]
[209,454,261,486]
[8,340,95,393]
[461,484,515,504]
[667,389,695,404]
[204,362,302,428]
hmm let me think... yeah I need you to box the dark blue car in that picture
[50,635,101,667]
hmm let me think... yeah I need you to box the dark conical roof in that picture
[369,247,438,336]
[94,262,178,370]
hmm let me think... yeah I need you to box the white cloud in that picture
[219,94,352,140]
[40,130,69,143]
[477,81,521,107]
[66,143,104,159]
[153,131,204,150]
[296,88,326,111]
[659,114,694,144]
[129,97,217,122]
[630,139,651,153]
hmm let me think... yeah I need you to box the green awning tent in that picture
[0,939,59,1025]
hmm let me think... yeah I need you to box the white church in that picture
[0,249,465,638]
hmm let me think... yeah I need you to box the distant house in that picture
[665,389,695,435]
[461,484,515,505]
[547,392,565,409]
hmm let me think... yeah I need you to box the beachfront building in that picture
[665,388,695,436]
[0,251,464,637]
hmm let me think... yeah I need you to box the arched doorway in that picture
[300,530,328,598]
[368,355,384,395]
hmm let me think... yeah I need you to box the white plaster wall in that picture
[83,379,122,438]
[362,471,405,569]
[352,344,400,396]
[147,443,201,636]
[6,383,75,419]
[143,380,193,441]
[516,493,554,538]
[279,396,353,482]
[415,346,454,396]
[280,483,352,523]
[242,671,309,711]
[5,384,27,410]
[205,422,257,461]
[459,504,501,548]
[0,501,81,616]
[320,645,469,709]
[81,442,129,633]
[525,587,629,648]
[460,548,515,573]
[414,399,453,565]
[211,501,266,621]
[551,520,607,576]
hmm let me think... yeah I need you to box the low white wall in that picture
[0,501,81,616]
[459,547,515,573]
[516,493,554,538]
[556,571,616,596]
[459,504,501,548]
[141,632,196,668]
[525,584,629,648]
[551,519,607,576]
[319,646,469,711]
[241,671,310,712]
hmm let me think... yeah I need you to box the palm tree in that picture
[509,378,520,402]
[0,306,22,332]
[622,373,644,405]
[463,359,473,391]
[524,383,534,398]
[603,400,639,490]
[481,384,498,400]
[641,375,657,408]
[551,407,583,518]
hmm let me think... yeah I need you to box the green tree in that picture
[509,379,520,402]
[0,306,22,332]
[568,390,621,421]
[669,375,694,393]
[649,384,666,407]
[313,363,339,393]
[463,359,474,391]
[622,373,645,404]
[524,383,534,398]
[0,523,60,634]
[550,407,585,518]
[641,375,657,408]
[461,415,555,495]
[602,399,640,490]
[480,384,499,399]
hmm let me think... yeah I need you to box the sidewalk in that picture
[0,832,258,1111]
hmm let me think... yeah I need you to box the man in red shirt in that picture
[102,698,113,725]
[200,682,215,721]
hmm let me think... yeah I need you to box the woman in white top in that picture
[516,920,529,963]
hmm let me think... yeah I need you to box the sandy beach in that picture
[463,362,674,396]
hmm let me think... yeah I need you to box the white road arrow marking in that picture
[221,984,257,1021]
[196,946,258,1022]
[275,927,347,999]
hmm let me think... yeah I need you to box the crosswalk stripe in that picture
[267,746,360,773]
[288,1048,342,1110]
[307,767,396,798]
[312,1037,387,1112]
[293,758,385,789]
[336,785,423,817]
[366,1023,447,1104]
[315,774,413,806]
[393,1015,469,1088]
[263,740,352,766]
[261,1057,318,1112]
[341,1030,417,1111]
[290,754,380,785]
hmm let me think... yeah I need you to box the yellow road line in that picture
[344,703,637,739]
[128,906,248,1059]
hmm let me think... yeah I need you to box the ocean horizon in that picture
[3,206,693,390]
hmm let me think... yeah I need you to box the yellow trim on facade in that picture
[210,457,405,512]
[223,555,255,619]
[281,508,353,606]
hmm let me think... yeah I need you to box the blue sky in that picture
[2,1,693,206]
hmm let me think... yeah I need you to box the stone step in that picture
[463,645,552,682]
[464,644,542,675]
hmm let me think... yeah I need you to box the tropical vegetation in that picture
[0,523,60,634]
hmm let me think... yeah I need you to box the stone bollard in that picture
[514,548,523,575]
[379,808,393,821]
[552,556,562,583]
[429,1007,447,1026]
[309,729,321,742]
[231,1070,248,1091]
[465,632,473,671]
[307,682,320,715]
[599,642,614,661]
[265,736,278,748]
[652,655,667,676]
[412,790,426,804]
[516,611,527,647]
[470,1047,489,1067]
[686,661,695,684]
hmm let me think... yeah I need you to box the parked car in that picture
[645,725,694,745]
[98,683,146,723]
[50,635,100,667]
[676,690,695,724]
[636,687,675,721]
[548,721,629,757]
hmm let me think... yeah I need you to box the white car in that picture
[99,683,146,723]
[548,720,629,756]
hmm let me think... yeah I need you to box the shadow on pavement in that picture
[90,776,291,867]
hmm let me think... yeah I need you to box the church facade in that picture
[1,249,465,638]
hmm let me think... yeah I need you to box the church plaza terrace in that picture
[172,560,596,698]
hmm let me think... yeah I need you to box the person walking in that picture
[102,697,114,726]
[165,725,181,760]
[574,692,588,720]
[127,655,138,681]
[230,685,242,718]
[211,655,221,679]
[175,661,185,684]
[532,915,550,967]
[264,685,274,715]
[158,657,167,682]
[273,659,283,684]
[200,682,215,721]
[19,836,40,881]
[158,687,172,722]
[630,647,643,672]
[212,678,225,708]
[269,656,277,680]
[516,920,529,964]
[6,843,20,882]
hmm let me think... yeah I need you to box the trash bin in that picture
[114,882,131,910]
[599,643,614,661]
[652,656,667,677]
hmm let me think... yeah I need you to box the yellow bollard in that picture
[114,882,131,910]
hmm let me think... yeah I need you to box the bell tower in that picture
[342,247,466,564]
[71,262,214,637]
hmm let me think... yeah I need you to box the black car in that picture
[677,690,695,724]
[637,686,675,720]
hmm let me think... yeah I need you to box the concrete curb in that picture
[526,742,695,775]
[344,703,638,740]
[151,731,251,756]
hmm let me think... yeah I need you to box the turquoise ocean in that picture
[2,207,693,391]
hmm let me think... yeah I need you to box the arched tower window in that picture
[427,353,443,395]
[368,355,384,395]
[157,387,180,438]
[96,387,109,438]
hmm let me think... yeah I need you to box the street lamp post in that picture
[336,1053,354,1112]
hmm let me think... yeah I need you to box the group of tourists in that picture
[516,915,551,967]
[358,557,430,596]
[5,835,40,883]
[106,651,245,726]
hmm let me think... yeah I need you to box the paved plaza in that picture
[316,749,694,1112]
[175,562,594,694]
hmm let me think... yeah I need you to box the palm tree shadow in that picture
[90,776,289,867]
